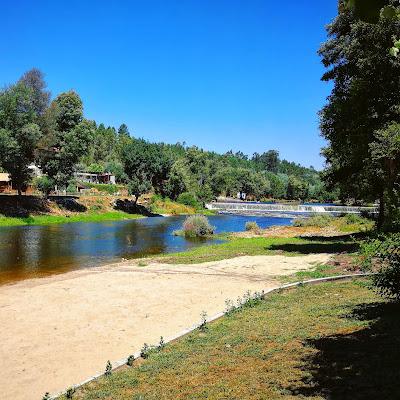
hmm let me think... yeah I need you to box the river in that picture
[0,214,292,285]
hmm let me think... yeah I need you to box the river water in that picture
[0,215,292,285]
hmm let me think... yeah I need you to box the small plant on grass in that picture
[199,311,208,332]
[140,343,151,359]
[245,221,260,231]
[224,299,235,314]
[65,387,76,399]
[105,360,112,376]
[158,336,165,350]
[127,355,135,366]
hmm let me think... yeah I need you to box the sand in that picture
[0,253,331,400]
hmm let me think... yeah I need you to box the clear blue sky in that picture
[1,0,337,169]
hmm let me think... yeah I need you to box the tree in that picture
[0,83,42,194]
[18,68,50,116]
[118,123,130,138]
[319,5,400,228]
[39,91,94,189]
[128,174,152,204]
[253,150,280,173]
[287,176,308,200]
[370,122,400,229]
[121,139,167,198]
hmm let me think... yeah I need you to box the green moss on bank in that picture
[0,211,143,227]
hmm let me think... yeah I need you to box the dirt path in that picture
[0,254,331,400]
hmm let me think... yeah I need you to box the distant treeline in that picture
[0,68,337,203]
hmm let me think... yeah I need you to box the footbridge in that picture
[205,202,378,217]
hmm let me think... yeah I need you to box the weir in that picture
[205,202,378,216]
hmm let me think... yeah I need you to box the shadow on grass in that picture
[287,301,400,399]
[267,241,360,254]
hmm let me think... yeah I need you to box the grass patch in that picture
[158,235,360,264]
[0,211,143,227]
[294,214,375,233]
[150,197,197,215]
[63,280,400,400]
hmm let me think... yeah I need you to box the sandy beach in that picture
[0,254,331,400]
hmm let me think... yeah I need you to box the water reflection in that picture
[0,215,292,285]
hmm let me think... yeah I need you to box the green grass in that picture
[0,211,143,227]
[283,263,345,283]
[157,235,361,264]
[62,280,400,400]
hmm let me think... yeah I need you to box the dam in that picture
[205,202,378,217]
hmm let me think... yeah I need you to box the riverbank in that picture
[0,252,332,400]
[0,211,144,226]
[0,194,213,227]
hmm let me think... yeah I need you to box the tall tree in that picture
[319,3,400,228]
[0,82,42,194]
[39,91,94,189]
[18,68,50,116]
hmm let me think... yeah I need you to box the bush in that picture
[177,192,201,209]
[34,176,54,196]
[245,221,260,231]
[180,215,214,238]
[293,214,334,227]
[361,234,400,299]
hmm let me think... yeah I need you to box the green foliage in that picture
[198,311,208,332]
[287,175,308,200]
[361,234,400,299]
[176,192,200,208]
[34,176,54,196]
[128,175,152,204]
[245,221,260,231]
[87,163,104,174]
[319,5,400,229]
[181,215,214,238]
[42,393,51,400]
[0,82,42,193]
[293,214,334,228]
[127,355,135,366]
[65,387,76,399]
[39,91,95,188]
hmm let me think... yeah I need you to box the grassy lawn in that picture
[63,280,400,399]
[157,234,361,264]
[0,211,143,227]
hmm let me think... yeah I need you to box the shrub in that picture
[34,176,54,196]
[361,234,400,299]
[245,221,260,231]
[177,192,201,209]
[181,215,214,238]
[293,214,334,227]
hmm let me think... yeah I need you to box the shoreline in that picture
[0,210,145,227]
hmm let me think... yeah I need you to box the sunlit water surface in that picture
[0,215,292,285]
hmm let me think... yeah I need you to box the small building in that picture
[75,172,116,185]
[0,173,11,193]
